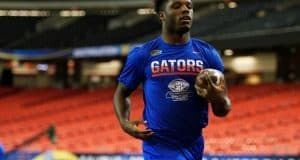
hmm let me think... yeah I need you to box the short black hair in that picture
[154,0,168,13]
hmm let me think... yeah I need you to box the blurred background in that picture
[0,0,299,159]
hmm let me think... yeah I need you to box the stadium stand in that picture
[0,83,299,155]
[1,0,299,49]
[0,17,43,47]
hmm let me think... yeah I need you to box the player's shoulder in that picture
[127,38,160,62]
[191,38,216,51]
[141,37,161,51]
[129,37,160,57]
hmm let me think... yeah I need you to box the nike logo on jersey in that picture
[192,50,200,54]
[151,59,203,77]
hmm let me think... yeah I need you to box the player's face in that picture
[163,0,193,34]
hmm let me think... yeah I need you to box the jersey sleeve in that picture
[208,46,224,73]
[118,47,146,91]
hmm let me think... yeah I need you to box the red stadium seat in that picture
[0,83,299,154]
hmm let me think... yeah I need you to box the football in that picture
[195,68,225,89]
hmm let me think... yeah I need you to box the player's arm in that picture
[113,83,132,123]
[205,73,231,117]
[205,45,231,117]
[113,83,154,140]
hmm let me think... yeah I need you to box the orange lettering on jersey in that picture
[187,59,196,72]
[195,60,203,72]
[151,61,160,73]
[151,59,204,77]
[160,60,170,72]
[168,60,176,72]
[177,60,186,72]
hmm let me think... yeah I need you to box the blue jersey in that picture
[119,37,224,147]
[0,144,4,160]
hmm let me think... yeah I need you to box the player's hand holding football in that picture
[195,69,231,117]
[120,119,154,140]
[194,70,226,102]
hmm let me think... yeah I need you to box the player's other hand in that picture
[120,120,154,140]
